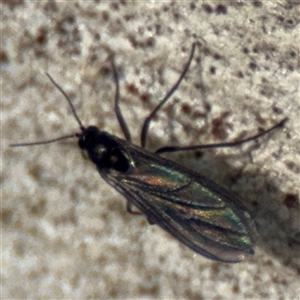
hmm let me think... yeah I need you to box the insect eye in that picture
[78,126,99,150]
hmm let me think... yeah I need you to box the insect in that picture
[11,42,287,262]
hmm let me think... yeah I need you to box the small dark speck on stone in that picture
[99,65,111,77]
[284,161,300,174]
[181,103,191,115]
[1,208,14,225]
[173,12,180,20]
[155,24,161,35]
[272,105,283,114]
[35,27,48,45]
[237,71,244,78]
[125,83,139,95]
[283,1,299,10]
[140,93,150,103]
[215,4,227,14]
[252,1,263,7]
[289,50,296,58]
[202,3,213,13]
[110,2,119,10]
[44,0,58,12]
[213,53,222,60]
[210,66,216,74]
[252,46,259,53]
[277,15,285,23]
[102,11,110,22]
[0,49,9,63]
[190,2,196,10]
[249,61,257,70]
[162,5,169,12]
[285,18,295,28]
[242,47,249,54]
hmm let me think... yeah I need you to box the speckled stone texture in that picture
[2,1,299,299]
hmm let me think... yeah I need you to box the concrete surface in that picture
[2,1,299,299]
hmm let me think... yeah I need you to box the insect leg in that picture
[155,118,288,154]
[111,56,132,142]
[140,42,198,148]
[10,74,83,147]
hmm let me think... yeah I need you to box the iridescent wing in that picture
[101,146,258,263]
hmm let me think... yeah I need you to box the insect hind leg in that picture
[155,118,288,154]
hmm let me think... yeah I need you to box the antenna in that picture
[10,74,84,147]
